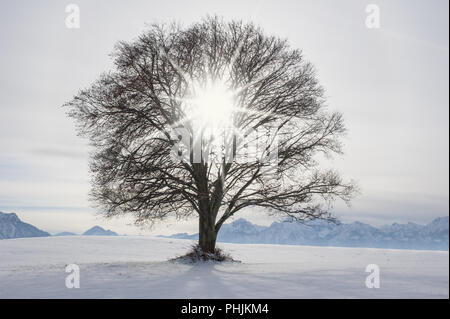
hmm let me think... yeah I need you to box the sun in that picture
[185,77,238,136]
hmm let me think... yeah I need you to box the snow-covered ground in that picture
[0,236,448,298]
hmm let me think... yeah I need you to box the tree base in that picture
[171,244,240,263]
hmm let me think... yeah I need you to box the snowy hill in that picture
[82,226,118,236]
[0,211,50,239]
[163,216,449,250]
[0,236,447,298]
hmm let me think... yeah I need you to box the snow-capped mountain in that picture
[83,226,118,236]
[0,211,50,239]
[163,216,449,250]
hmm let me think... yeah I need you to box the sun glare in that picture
[187,78,237,135]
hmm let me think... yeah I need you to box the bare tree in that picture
[66,17,356,255]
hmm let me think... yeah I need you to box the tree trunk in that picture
[198,213,217,254]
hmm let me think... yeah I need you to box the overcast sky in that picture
[0,0,448,235]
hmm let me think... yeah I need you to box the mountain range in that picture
[1,210,448,250]
[162,216,449,251]
[0,211,118,239]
